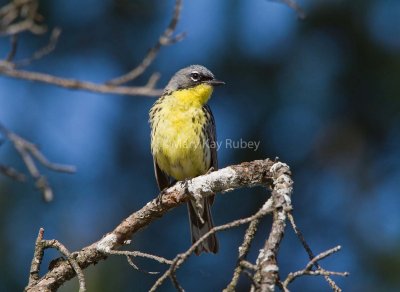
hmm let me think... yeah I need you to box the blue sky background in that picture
[1,0,400,291]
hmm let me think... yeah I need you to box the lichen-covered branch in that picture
[251,162,293,292]
[24,159,348,291]
[24,159,276,291]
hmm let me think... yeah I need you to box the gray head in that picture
[165,65,225,92]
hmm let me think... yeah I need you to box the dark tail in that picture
[187,196,219,255]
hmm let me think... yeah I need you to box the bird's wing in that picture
[203,104,218,171]
[153,158,170,191]
[203,104,218,206]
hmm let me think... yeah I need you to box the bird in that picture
[149,65,224,255]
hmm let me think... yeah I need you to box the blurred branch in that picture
[0,65,163,97]
[0,122,75,201]
[106,0,185,86]
[14,27,61,67]
[6,34,18,61]
[0,0,47,35]
[0,164,26,181]
[273,0,306,19]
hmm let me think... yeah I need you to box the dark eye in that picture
[190,72,200,81]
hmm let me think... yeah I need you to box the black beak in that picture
[208,79,225,86]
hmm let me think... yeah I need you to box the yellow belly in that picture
[151,106,210,180]
[150,84,214,180]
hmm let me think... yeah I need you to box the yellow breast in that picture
[150,84,213,180]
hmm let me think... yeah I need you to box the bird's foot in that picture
[182,179,190,193]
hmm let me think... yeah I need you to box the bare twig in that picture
[0,122,75,201]
[106,249,173,265]
[27,228,45,285]
[0,164,26,181]
[305,246,343,271]
[282,246,349,288]
[5,34,18,61]
[106,0,184,86]
[42,241,86,292]
[145,72,161,89]
[241,260,257,271]
[15,27,62,67]
[224,217,262,291]
[169,257,185,292]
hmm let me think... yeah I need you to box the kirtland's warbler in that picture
[149,65,224,255]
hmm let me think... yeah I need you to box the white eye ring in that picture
[190,71,200,81]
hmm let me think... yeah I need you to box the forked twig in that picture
[27,228,86,292]
[281,245,349,289]
[287,212,349,291]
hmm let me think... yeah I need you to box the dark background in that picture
[1,0,399,291]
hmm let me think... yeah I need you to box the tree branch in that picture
[0,65,163,97]
[24,159,348,291]
[252,162,293,292]
[24,159,276,291]
[224,214,262,291]
[14,27,61,67]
